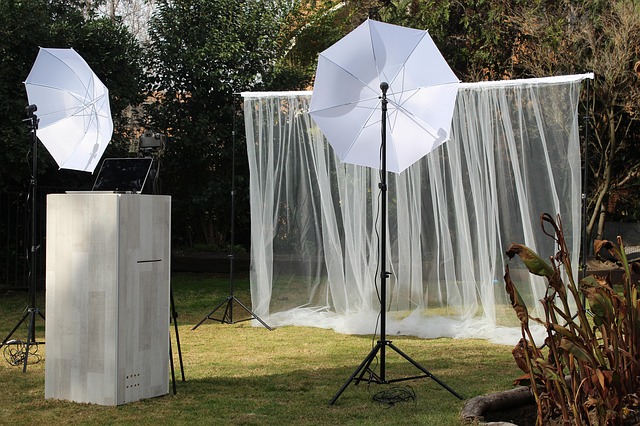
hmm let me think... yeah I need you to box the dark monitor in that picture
[92,158,153,193]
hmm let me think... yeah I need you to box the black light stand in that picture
[329,83,463,405]
[0,104,46,372]
[192,99,271,331]
[139,135,186,391]
[580,78,591,280]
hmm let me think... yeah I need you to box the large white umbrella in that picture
[24,47,113,173]
[309,19,459,173]
[309,19,462,405]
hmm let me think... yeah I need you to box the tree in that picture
[89,0,157,42]
[509,0,640,244]
[267,0,348,89]
[145,0,299,248]
[281,0,527,84]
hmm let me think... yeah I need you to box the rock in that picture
[461,386,535,425]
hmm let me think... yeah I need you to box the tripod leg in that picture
[170,288,186,382]
[387,342,463,400]
[329,342,382,405]
[353,346,382,385]
[0,310,30,347]
[191,296,232,330]
[232,297,273,331]
[174,319,186,381]
[221,298,233,324]
[169,337,176,395]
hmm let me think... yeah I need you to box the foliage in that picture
[0,0,144,193]
[272,0,349,88]
[505,213,640,425]
[508,0,640,244]
[144,0,301,248]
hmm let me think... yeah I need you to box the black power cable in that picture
[372,385,417,407]
[3,340,42,366]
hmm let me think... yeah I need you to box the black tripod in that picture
[192,100,271,331]
[141,145,186,391]
[0,104,46,372]
[330,84,462,405]
[191,185,272,330]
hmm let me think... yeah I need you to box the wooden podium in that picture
[45,193,171,405]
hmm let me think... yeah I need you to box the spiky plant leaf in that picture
[505,266,529,325]
[558,338,597,366]
[506,243,554,278]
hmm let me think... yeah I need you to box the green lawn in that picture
[0,273,521,425]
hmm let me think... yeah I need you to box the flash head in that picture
[139,131,166,150]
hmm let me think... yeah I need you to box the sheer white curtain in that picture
[243,74,591,344]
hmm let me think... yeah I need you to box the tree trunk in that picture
[587,107,617,245]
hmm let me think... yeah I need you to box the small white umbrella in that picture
[309,19,459,173]
[24,47,113,173]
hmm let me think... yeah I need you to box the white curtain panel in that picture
[242,74,592,345]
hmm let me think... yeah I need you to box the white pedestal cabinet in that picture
[45,193,171,405]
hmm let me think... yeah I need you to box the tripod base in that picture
[192,295,272,331]
[329,339,462,405]
[1,307,45,372]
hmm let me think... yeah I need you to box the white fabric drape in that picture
[243,74,591,344]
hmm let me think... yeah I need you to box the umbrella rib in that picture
[38,49,98,119]
[388,97,440,138]
[24,81,92,109]
[60,108,105,169]
[43,49,92,93]
[371,29,426,87]
[318,54,379,98]
[341,99,382,162]
[368,23,383,84]
[308,95,380,114]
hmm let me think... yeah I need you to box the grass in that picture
[0,273,522,425]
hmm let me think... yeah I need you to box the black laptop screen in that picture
[92,158,153,193]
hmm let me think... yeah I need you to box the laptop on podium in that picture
[91,158,154,193]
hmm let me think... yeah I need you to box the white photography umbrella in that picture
[309,19,461,405]
[309,19,459,174]
[24,47,113,173]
